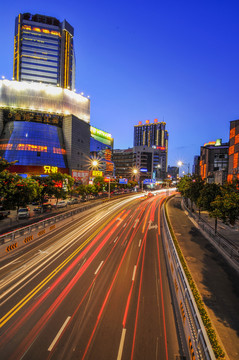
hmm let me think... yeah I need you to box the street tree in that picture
[177,175,204,209]
[0,170,20,208]
[93,176,105,192]
[197,182,221,216]
[211,181,239,227]
[11,177,39,210]
[0,157,18,172]
[48,172,70,205]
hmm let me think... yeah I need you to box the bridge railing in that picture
[162,204,216,360]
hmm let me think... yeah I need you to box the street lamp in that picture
[177,161,190,175]
[131,167,139,181]
[92,159,99,168]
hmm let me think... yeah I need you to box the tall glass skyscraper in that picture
[13,13,75,90]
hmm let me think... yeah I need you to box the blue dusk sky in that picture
[0,0,239,170]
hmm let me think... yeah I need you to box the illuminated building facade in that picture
[134,119,168,181]
[0,80,90,177]
[90,126,114,176]
[134,119,168,149]
[199,139,228,184]
[228,119,239,182]
[13,13,75,89]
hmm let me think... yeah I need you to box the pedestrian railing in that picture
[162,204,216,360]
[183,200,239,273]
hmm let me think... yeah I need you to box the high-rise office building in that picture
[134,119,168,181]
[13,13,75,89]
[134,119,168,149]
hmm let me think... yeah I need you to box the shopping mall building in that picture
[0,13,114,182]
[0,79,90,178]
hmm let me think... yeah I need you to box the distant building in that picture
[112,148,134,179]
[13,13,75,89]
[199,139,228,184]
[134,119,168,181]
[228,119,239,182]
[192,155,200,175]
[167,166,179,181]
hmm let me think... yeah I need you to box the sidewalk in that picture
[185,199,239,247]
[167,194,239,360]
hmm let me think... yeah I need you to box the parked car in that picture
[0,206,10,220]
[56,201,67,208]
[67,198,78,205]
[17,208,30,219]
[33,204,52,213]
[33,205,42,213]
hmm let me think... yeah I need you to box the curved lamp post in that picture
[177,161,190,175]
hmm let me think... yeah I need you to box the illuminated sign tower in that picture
[13,13,75,90]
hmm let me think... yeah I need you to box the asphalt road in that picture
[0,192,185,360]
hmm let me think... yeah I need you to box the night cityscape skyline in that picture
[0,1,239,170]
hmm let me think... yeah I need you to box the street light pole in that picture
[108,177,111,199]
[177,161,190,175]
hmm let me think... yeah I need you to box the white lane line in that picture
[114,236,119,243]
[132,265,137,281]
[123,223,126,228]
[133,218,139,228]
[138,239,142,247]
[48,316,71,351]
[94,261,104,275]
[0,259,20,270]
[117,328,127,360]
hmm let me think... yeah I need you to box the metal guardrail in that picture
[0,201,102,255]
[182,200,239,272]
[162,204,216,360]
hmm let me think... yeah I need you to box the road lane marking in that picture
[94,261,104,275]
[132,265,137,281]
[148,220,158,230]
[117,328,126,360]
[133,218,139,228]
[0,259,20,270]
[138,239,142,247]
[114,236,118,243]
[48,316,71,351]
